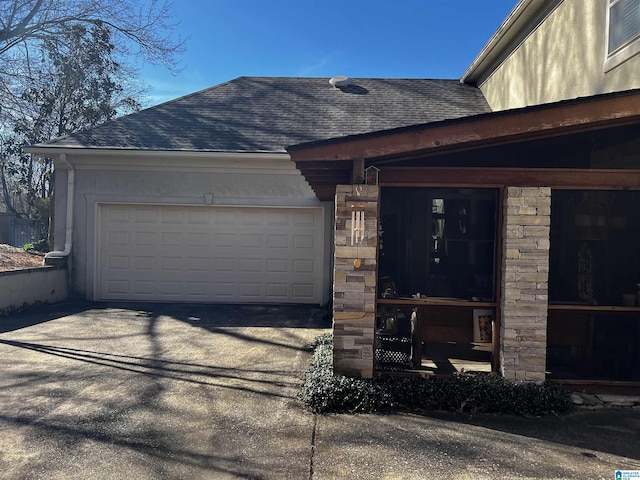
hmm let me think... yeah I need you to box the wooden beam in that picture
[296,167,350,176]
[351,158,365,184]
[288,90,640,163]
[293,160,352,170]
[301,173,350,182]
[379,167,640,189]
[311,186,337,201]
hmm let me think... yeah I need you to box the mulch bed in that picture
[0,244,45,272]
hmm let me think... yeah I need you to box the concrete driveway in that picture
[1,301,639,480]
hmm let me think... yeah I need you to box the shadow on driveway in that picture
[3,300,640,479]
[1,300,330,330]
[420,409,640,462]
[0,300,329,479]
[0,300,92,333]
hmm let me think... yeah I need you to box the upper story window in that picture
[609,0,640,53]
[607,0,640,70]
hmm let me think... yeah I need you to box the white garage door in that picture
[98,204,324,303]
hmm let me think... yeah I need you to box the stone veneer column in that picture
[332,184,379,378]
[500,186,551,382]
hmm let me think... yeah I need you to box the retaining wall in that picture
[0,266,68,315]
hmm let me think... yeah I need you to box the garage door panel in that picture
[159,256,183,271]
[107,256,130,269]
[214,234,236,247]
[107,207,131,223]
[266,259,288,273]
[159,281,181,295]
[160,210,183,224]
[134,256,156,270]
[292,284,315,298]
[134,280,156,295]
[108,231,130,245]
[106,279,129,295]
[99,204,322,303]
[185,257,209,271]
[266,283,288,297]
[211,282,235,296]
[267,234,289,248]
[239,234,263,248]
[293,259,314,273]
[293,234,315,250]
[134,232,157,246]
[185,281,209,296]
[238,283,261,296]
[211,257,236,272]
[134,208,157,223]
[293,211,316,225]
[186,210,209,224]
[238,258,263,273]
[265,211,290,226]
[161,232,183,246]
[241,212,266,225]
[184,232,208,246]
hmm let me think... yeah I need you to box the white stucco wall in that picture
[477,0,640,110]
[52,152,333,304]
[0,267,68,314]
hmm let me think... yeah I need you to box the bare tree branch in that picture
[0,0,46,44]
[0,0,187,222]
[0,0,185,70]
[0,20,145,237]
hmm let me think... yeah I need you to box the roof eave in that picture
[24,146,290,160]
[289,89,640,201]
[288,89,640,163]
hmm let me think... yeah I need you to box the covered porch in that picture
[288,89,640,392]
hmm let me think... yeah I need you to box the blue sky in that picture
[141,1,517,106]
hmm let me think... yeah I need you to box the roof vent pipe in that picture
[329,76,352,88]
[44,153,74,261]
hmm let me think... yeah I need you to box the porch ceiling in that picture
[288,89,640,200]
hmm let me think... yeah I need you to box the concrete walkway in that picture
[0,301,639,479]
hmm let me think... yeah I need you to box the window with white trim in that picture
[609,0,640,54]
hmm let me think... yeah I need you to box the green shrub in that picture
[298,336,393,413]
[299,334,572,416]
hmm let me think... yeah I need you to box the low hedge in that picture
[299,333,572,416]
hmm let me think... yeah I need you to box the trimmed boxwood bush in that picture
[298,333,393,412]
[299,334,572,416]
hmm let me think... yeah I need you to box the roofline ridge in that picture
[234,75,468,82]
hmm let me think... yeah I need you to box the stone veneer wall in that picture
[332,184,379,378]
[500,186,551,382]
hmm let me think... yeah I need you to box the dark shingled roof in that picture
[36,76,491,153]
